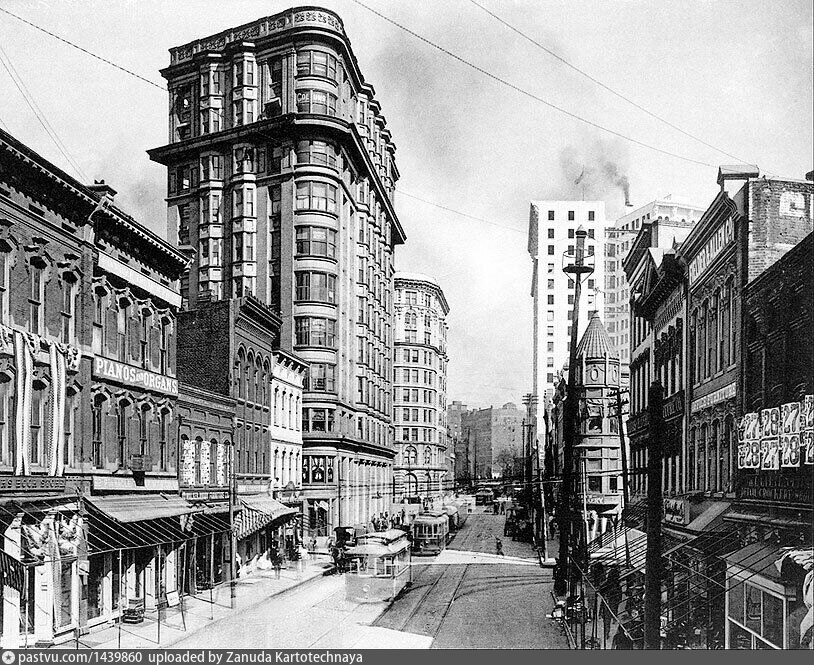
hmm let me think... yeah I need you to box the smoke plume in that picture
[548,140,633,210]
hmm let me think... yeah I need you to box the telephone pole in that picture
[554,227,593,595]
[610,387,631,568]
[644,380,664,649]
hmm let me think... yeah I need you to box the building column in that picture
[33,514,56,646]
[2,514,23,648]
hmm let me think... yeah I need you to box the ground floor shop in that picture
[1,493,230,648]
[235,493,298,577]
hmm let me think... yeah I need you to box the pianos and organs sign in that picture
[737,395,814,470]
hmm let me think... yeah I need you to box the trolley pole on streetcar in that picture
[554,227,593,596]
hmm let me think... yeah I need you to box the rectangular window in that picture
[547,245,555,255]
[547,229,554,239]
[548,210,555,220]
[588,228,595,239]
[568,211,575,221]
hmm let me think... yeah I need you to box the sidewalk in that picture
[54,557,335,650]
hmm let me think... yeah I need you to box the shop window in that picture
[762,592,783,647]
[117,401,129,468]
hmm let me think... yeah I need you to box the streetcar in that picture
[345,529,412,602]
[411,511,450,555]
[442,503,460,532]
[451,499,469,528]
[475,487,495,506]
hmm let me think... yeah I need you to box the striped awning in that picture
[234,495,297,541]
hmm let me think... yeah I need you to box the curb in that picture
[158,565,336,647]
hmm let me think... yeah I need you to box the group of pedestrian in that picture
[371,512,392,531]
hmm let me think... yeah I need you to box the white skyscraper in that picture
[528,201,610,413]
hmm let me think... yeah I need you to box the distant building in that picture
[460,403,525,480]
[549,312,623,540]
[528,201,610,454]
[447,400,470,483]
[392,273,449,502]
[605,198,704,368]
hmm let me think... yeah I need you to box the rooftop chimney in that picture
[87,179,117,202]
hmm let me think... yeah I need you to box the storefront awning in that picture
[85,494,197,522]
[84,494,231,555]
[234,494,298,541]
[241,494,296,521]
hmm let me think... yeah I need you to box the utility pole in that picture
[644,380,664,650]
[228,417,238,609]
[555,226,594,595]
[611,387,632,568]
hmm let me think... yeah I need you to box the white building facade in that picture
[392,273,449,503]
[529,200,610,450]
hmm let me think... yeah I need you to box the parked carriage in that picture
[345,529,411,602]
[411,511,450,555]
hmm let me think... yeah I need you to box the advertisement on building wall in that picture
[738,396,814,470]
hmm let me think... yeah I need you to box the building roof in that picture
[576,311,617,360]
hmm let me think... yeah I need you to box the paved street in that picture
[375,509,567,648]
[164,510,564,649]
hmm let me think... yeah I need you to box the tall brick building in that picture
[147,6,405,535]
[0,129,240,646]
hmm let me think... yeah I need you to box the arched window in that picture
[404,445,418,465]
[406,472,418,496]
[210,439,218,487]
[700,302,708,380]
[194,437,203,485]
[92,393,107,468]
[709,291,718,376]
[724,415,735,493]
[424,446,432,465]
[237,348,246,399]
[158,408,170,471]
[688,427,696,491]
[699,423,708,490]
[246,351,255,401]
[139,307,151,369]
[709,420,719,492]
[117,399,130,468]
[138,404,151,456]
[726,277,735,367]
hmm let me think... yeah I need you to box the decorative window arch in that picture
[236,347,247,399]
[137,402,152,456]
[424,445,431,465]
[405,472,418,496]
[404,445,418,465]
[194,436,204,485]
[116,396,132,468]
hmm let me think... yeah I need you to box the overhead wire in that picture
[347,0,716,168]
[465,0,758,168]
[0,43,88,182]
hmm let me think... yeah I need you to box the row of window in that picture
[691,280,736,385]
[545,209,596,222]
[90,394,170,470]
[0,382,77,469]
[295,316,336,348]
[396,289,435,307]
[398,408,435,424]
[400,444,438,465]
[397,368,435,385]
[0,253,77,344]
[401,388,435,404]
[398,427,437,443]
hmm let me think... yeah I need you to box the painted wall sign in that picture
[738,397,814,470]
[93,357,178,395]
[181,490,229,501]
[691,382,736,414]
[689,215,735,283]
[0,476,67,492]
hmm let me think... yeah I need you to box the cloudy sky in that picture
[1,0,811,408]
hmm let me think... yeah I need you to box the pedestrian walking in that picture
[271,549,282,580]
[495,536,505,556]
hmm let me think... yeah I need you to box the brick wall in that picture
[177,300,233,396]
[746,179,814,283]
